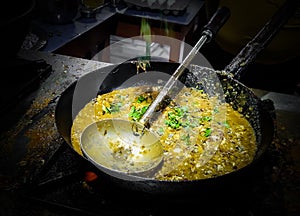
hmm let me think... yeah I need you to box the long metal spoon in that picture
[80,7,230,177]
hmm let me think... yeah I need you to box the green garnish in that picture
[204,128,212,137]
[165,118,181,129]
[223,120,230,128]
[129,105,149,121]
[137,95,146,103]
[213,107,219,113]
[157,127,164,136]
[181,134,191,145]
[102,102,122,114]
[199,116,212,123]
[165,106,188,129]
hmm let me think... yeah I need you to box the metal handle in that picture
[202,6,231,43]
[139,6,231,126]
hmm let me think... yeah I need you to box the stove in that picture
[0,51,298,216]
[0,58,52,132]
[3,137,289,216]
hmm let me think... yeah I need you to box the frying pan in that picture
[55,0,296,193]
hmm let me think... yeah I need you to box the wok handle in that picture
[224,0,298,79]
[201,6,231,43]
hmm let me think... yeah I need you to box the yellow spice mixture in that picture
[71,86,256,181]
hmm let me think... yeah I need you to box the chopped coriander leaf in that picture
[110,102,122,112]
[199,116,212,124]
[129,105,149,121]
[137,95,146,103]
[181,134,191,145]
[202,116,212,121]
[102,102,122,114]
[223,120,230,128]
[165,113,181,129]
[173,108,183,117]
[213,107,219,113]
[165,106,189,129]
[174,106,188,118]
[204,128,212,137]
[104,106,110,113]
[157,127,164,136]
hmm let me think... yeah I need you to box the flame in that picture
[84,171,98,182]
[162,20,175,38]
[138,18,152,72]
[137,16,175,72]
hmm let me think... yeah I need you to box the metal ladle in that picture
[80,7,230,177]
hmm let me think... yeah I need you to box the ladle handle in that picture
[173,6,230,80]
[139,7,230,126]
[202,6,231,43]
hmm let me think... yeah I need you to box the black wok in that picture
[55,0,295,193]
[55,61,274,193]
